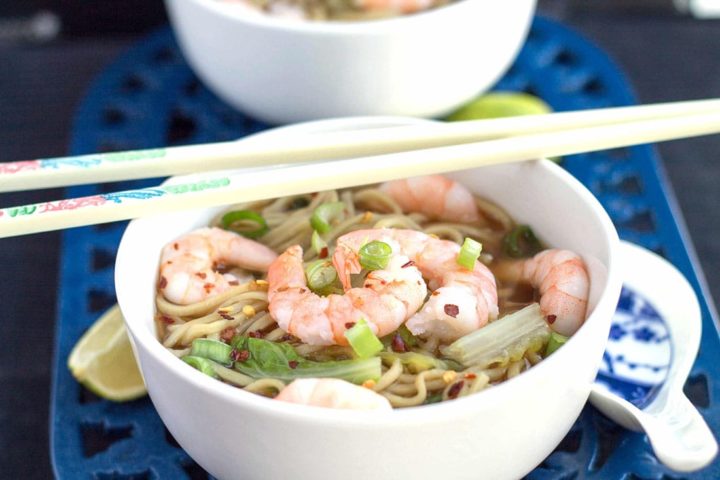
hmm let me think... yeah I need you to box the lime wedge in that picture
[68,304,147,401]
[446,91,552,121]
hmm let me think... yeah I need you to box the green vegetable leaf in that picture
[182,355,219,378]
[190,338,233,365]
[231,335,380,384]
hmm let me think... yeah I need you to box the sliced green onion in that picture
[311,230,328,258]
[190,338,233,365]
[182,355,219,378]
[457,237,482,270]
[425,393,444,404]
[545,332,569,356]
[221,210,268,239]
[310,202,345,234]
[289,197,310,210]
[443,303,551,367]
[503,225,542,258]
[344,318,384,358]
[305,260,340,296]
[397,324,418,348]
[359,240,392,271]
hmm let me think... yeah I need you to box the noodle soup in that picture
[116,130,620,479]
[218,0,453,21]
[154,176,590,408]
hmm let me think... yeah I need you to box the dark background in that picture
[0,0,719,478]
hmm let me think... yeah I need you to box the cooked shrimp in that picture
[275,378,392,410]
[379,174,480,223]
[334,229,498,342]
[499,249,590,336]
[353,0,439,14]
[268,244,427,345]
[159,227,278,305]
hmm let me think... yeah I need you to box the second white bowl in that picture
[164,0,537,124]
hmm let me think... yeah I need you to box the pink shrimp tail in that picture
[523,249,589,336]
[380,175,480,223]
[275,378,392,410]
[267,245,306,301]
[332,243,362,291]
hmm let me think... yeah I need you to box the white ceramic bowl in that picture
[116,117,622,480]
[163,0,536,124]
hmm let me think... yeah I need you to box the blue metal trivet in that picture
[51,16,720,479]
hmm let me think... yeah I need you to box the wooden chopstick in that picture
[1,98,719,193]
[1,108,719,238]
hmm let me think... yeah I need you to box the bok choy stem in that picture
[442,303,551,368]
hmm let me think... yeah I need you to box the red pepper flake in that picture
[159,314,174,324]
[288,360,299,369]
[173,242,179,250]
[345,322,356,329]
[203,283,214,293]
[448,381,465,399]
[319,247,329,259]
[228,280,239,286]
[219,312,234,320]
[158,276,168,289]
[401,260,416,268]
[231,349,250,362]
[195,272,207,279]
[546,314,557,324]
[464,372,477,380]
[220,328,235,342]
[248,330,265,339]
[444,304,460,318]
[391,334,408,353]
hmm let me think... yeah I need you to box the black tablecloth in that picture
[0,3,718,478]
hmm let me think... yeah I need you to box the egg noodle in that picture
[155,186,546,407]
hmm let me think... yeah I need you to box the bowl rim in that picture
[116,116,621,425]
[173,0,534,34]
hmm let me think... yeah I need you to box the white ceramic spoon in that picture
[590,241,718,472]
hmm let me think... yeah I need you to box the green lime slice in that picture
[68,304,147,401]
[446,92,553,121]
